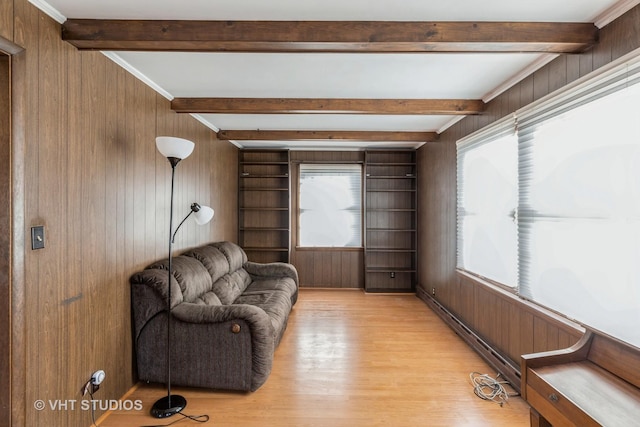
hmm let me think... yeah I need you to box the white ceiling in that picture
[32,0,635,150]
[33,0,623,22]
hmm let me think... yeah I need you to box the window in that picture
[457,116,518,287]
[457,53,640,348]
[299,164,362,247]
[518,72,640,348]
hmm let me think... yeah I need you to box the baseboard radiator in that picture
[416,286,522,394]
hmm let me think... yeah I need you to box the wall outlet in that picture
[432,287,436,296]
[91,370,105,385]
[82,370,105,396]
[390,272,395,278]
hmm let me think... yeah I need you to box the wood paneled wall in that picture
[0,0,11,42]
[290,151,364,288]
[0,52,11,427]
[417,5,640,369]
[2,1,238,425]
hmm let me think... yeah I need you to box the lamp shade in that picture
[193,205,214,225]
[156,136,195,160]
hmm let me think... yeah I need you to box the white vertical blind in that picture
[457,115,518,286]
[299,164,362,247]
[457,51,640,348]
[517,59,640,348]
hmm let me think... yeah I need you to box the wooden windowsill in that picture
[295,246,363,252]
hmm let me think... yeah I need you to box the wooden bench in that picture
[521,329,640,427]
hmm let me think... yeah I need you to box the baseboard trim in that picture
[416,286,522,394]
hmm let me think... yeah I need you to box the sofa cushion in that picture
[183,245,230,283]
[235,289,292,345]
[212,269,252,304]
[192,291,222,306]
[245,277,297,299]
[148,255,212,303]
[130,268,183,309]
[211,241,248,272]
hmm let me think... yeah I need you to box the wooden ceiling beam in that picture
[172,98,486,115]
[62,20,598,53]
[217,130,439,142]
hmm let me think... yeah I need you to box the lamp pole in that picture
[152,137,213,418]
[151,156,187,418]
[151,136,214,418]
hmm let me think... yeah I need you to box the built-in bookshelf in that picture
[364,150,417,292]
[238,149,291,263]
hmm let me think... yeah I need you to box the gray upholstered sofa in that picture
[130,241,298,391]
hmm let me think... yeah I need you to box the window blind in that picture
[516,54,640,347]
[457,114,518,286]
[299,164,362,247]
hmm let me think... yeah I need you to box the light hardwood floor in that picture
[99,289,530,426]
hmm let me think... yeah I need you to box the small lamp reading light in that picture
[171,203,215,243]
[152,136,214,419]
[193,204,215,225]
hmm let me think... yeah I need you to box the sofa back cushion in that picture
[183,245,230,283]
[211,269,252,304]
[130,268,184,309]
[148,255,212,303]
[211,241,248,272]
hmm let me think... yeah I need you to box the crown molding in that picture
[28,0,66,24]
[481,53,559,103]
[101,52,174,101]
[190,114,244,148]
[594,0,640,28]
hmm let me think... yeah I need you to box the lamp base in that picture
[150,394,187,418]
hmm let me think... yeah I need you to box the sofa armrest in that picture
[244,261,299,287]
[172,302,270,330]
[171,303,275,352]
[149,303,275,391]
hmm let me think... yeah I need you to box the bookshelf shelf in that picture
[238,150,291,263]
[364,150,417,292]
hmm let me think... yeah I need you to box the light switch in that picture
[31,226,45,250]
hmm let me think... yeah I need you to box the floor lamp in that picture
[152,136,215,418]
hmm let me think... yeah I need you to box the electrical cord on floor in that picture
[82,379,209,427]
[87,387,99,427]
[140,412,210,427]
[469,372,515,406]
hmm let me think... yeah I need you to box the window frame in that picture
[296,162,364,249]
[455,49,640,348]
[456,114,518,288]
